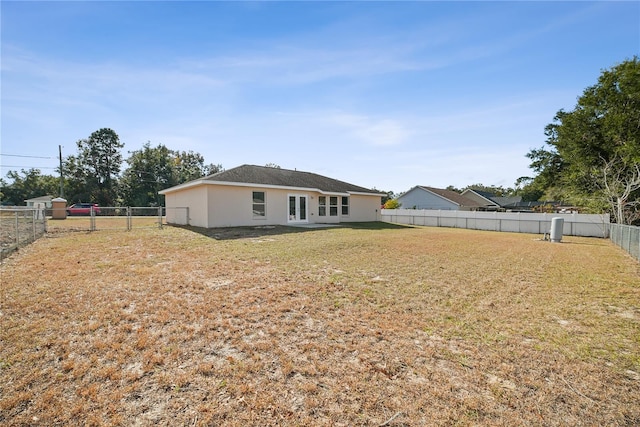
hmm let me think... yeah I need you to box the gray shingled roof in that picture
[203,164,381,194]
[419,186,481,207]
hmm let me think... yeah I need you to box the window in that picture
[318,196,326,216]
[341,196,349,216]
[252,191,265,217]
[329,196,338,216]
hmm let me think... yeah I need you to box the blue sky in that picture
[1,1,639,194]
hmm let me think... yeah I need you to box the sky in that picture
[1,1,639,195]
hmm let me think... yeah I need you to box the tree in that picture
[462,184,515,197]
[598,156,640,224]
[0,169,59,205]
[120,143,224,206]
[120,143,175,207]
[71,128,124,205]
[204,163,224,176]
[526,57,640,223]
[383,199,401,209]
[372,188,396,205]
[173,150,211,183]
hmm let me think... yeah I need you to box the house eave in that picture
[159,180,382,197]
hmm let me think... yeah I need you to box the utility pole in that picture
[58,145,64,198]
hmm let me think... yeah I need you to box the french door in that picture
[288,195,308,223]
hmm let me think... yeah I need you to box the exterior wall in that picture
[25,197,53,208]
[398,187,459,210]
[166,183,383,228]
[343,194,382,222]
[206,185,315,227]
[165,186,209,227]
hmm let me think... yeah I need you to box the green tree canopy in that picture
[120,143,174,207]
[66,128,124,205]
[526,57,640,223]
[0,169,59,205]
[120,143,224,206]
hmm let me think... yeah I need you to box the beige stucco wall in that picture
[165,185,209,227]
[344,194,382,222]
[165,183,382,228]
[206,185,319,227]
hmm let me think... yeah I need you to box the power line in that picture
[0,165,58,169]
[0,154,55,159]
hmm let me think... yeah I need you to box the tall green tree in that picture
[173,150,217,183]
[526,57,640,223]
[120,143,223,206]
[73,128,124,205]
[120,143,175,207]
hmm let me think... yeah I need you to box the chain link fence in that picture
[46,206,166,232]
[610,223,640,261]
[1,206,177,260]
[0,207,47,260]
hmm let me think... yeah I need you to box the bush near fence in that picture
[381,209,610,238]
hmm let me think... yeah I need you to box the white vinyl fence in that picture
[381,209,610,238]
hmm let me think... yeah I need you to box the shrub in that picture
[383,199,401,209]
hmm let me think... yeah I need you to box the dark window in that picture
[253,191,265,217]
[318,196,326,216]
[341,196,349,216]
[329,196,338,216]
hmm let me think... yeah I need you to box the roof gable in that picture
[461,189,500,207]
[418,186,480,207]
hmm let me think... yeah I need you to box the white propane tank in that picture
[550,217,564,243]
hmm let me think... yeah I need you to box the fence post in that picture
[14,211,19,244]
[32,210,36,241]
[90,206,96,231]
[126,207,131,231]
[158,206,163,229]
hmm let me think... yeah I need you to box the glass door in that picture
[288,195,308,223]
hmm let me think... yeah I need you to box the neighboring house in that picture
[25,195,54,208]
[460,189,501,210]
[461,188,576,212]
[159,164,385,228]
[397,186,481,211]
[460,189,525,211]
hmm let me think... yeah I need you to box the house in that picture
[397,186,481,211]
[460,189,524,211]
[159,164,385,228]
[461,189,580,212]
[25,195,54,208]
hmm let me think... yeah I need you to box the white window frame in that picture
[341,196,349,216]
[329,196,338,216]
[318,196,326,217]
[252,191,266,219]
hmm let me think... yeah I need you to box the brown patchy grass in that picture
[1,223,639,426]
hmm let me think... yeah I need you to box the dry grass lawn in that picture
[1,223,639,426]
